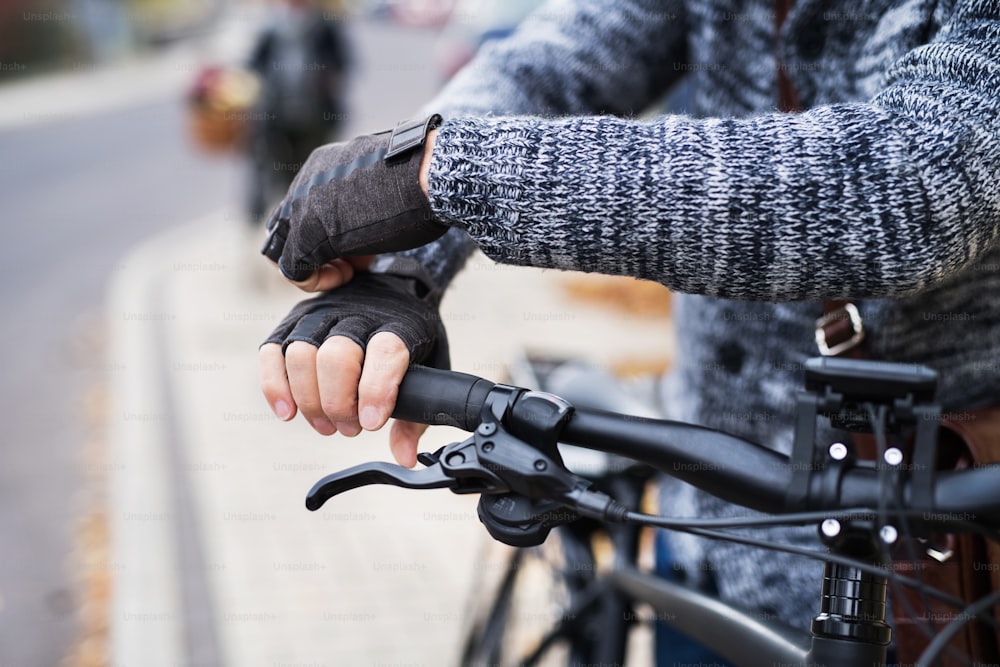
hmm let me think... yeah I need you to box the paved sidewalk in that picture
[106,213,675,666]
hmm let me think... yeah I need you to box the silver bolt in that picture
[884,447,904,466]
[880,525,898,544]
[828,442,848,461]
[821,519,842,538]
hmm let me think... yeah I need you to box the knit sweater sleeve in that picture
[386,0,688,288]
[426,1,1000,301]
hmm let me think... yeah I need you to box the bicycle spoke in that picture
[462,550,524,665]
[521,579,606,667]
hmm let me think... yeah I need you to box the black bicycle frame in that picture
[607,562,890,667]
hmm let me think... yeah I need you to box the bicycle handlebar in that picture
[390,366,1000,527]
[394,366,494,430]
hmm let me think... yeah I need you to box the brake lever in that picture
[305,437,511,511]
[304,462,453,510]
[305,386,624,542]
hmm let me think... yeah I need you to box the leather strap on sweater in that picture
[775,0,802,112]
[817,299,867,357]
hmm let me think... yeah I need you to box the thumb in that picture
[291,259,357,292]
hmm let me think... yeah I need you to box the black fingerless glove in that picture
[261,114,449,282]
[261,258,450,369]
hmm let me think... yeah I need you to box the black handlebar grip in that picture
[392,366,495,431]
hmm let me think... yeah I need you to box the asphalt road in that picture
[0,16,441,666]
[0,97,243,667]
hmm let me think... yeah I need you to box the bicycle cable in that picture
[617,508,998,542]
[917,586,1000,667]
[616,510,1000,636]
[868,402,956,663]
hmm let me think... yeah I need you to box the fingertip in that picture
[274,399,294,421]
[390,444,417,469]
[359,405,384,431]
[259,343,295,420]
[291,260,356,292]
[311,417,337,435]
[389,420,426,469]
[290,270,321,292]
[336,420,363,437]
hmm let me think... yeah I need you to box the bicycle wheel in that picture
[458,522,630,667]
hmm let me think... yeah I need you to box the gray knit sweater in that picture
[391,0,1000,630]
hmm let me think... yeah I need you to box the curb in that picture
[105,213,229,667]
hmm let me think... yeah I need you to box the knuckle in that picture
[292,385,323,418]
[285,340,317,363]
[317,336,363,370]
[322,397,357,423]
[295,391,323,415]
[369,330,407,349]
[366,333,410,365]
[321,378,358,417]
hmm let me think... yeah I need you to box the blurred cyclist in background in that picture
[245,0,351,226]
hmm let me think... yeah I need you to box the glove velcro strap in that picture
[384,114,442,162]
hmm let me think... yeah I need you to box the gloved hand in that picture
[261,114,448,282]
[262,260,449,368]
[258,258,448,466]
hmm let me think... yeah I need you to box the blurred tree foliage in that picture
[0,0,82,79]
[0,0,220,81]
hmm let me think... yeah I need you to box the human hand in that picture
[261,114,447,284]
[258,260,448,467]
[281,256,373,293]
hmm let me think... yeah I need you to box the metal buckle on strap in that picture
[815,302,865,356]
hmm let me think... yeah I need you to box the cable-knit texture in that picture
[392,0,1000,631]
